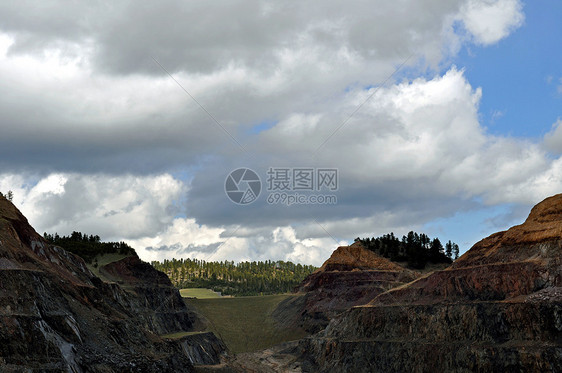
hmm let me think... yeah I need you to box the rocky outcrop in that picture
[312,243,406,272]
[0,196,226,372]
[274,242,418,333]
[98,255,201,336]
[172,332,228,366]
[301,194,562,372]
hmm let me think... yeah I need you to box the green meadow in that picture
[184,294,308,353]
[180,288,223,299]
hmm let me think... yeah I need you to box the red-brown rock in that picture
[302,194,562,372]
[275,242,418,333]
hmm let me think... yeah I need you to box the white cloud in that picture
[457,0,524,45]
[3,65,560,266]
[0,1,528,176]
[129,221,343,266]
[0,173,184,240]
[0,172,343,265]
[256,67,556,207]
[0,0,544,266]
[544,118,562,153]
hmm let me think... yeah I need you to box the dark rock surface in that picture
[0,196,226,372]
[98,255,201,336]
[172,332,227,366]
[300,194,562,372]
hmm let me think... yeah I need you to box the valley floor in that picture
[184,293,309,354]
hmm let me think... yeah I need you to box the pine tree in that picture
[429,238,443,260]
[452,243,460,260]
[445,240,453,259]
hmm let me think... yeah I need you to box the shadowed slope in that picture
[0,196,225,372]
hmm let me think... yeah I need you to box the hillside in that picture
[43,231,136,264]
[274,242,419,333]
[0,196,226,372]
[317,243,406,272]
[152,258,317,296]
[300,194,562,372]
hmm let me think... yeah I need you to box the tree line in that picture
[151,258,317,297]
[43,231,136,264]
[356,231,459,269]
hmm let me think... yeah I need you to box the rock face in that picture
[274,242,418,333]
[313,243,407,272]
[301,194,562,372]
[0,196,225,372]
[98,255,202,336]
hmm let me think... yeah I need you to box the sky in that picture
[0,0,561,266]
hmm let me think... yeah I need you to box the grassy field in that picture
[185,294,308,353]
[180,288,223,299]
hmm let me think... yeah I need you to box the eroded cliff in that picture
[0,196,225,372]
[301,194,562,372]
[274,243,418,333]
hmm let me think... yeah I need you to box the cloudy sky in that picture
[1,0,561,266]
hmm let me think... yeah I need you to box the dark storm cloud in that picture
[183,152,479,239]
[0,97,219,174]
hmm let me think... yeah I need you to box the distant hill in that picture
[274,242,419,333]
[152,258,317,296]
[275,231,458,333]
